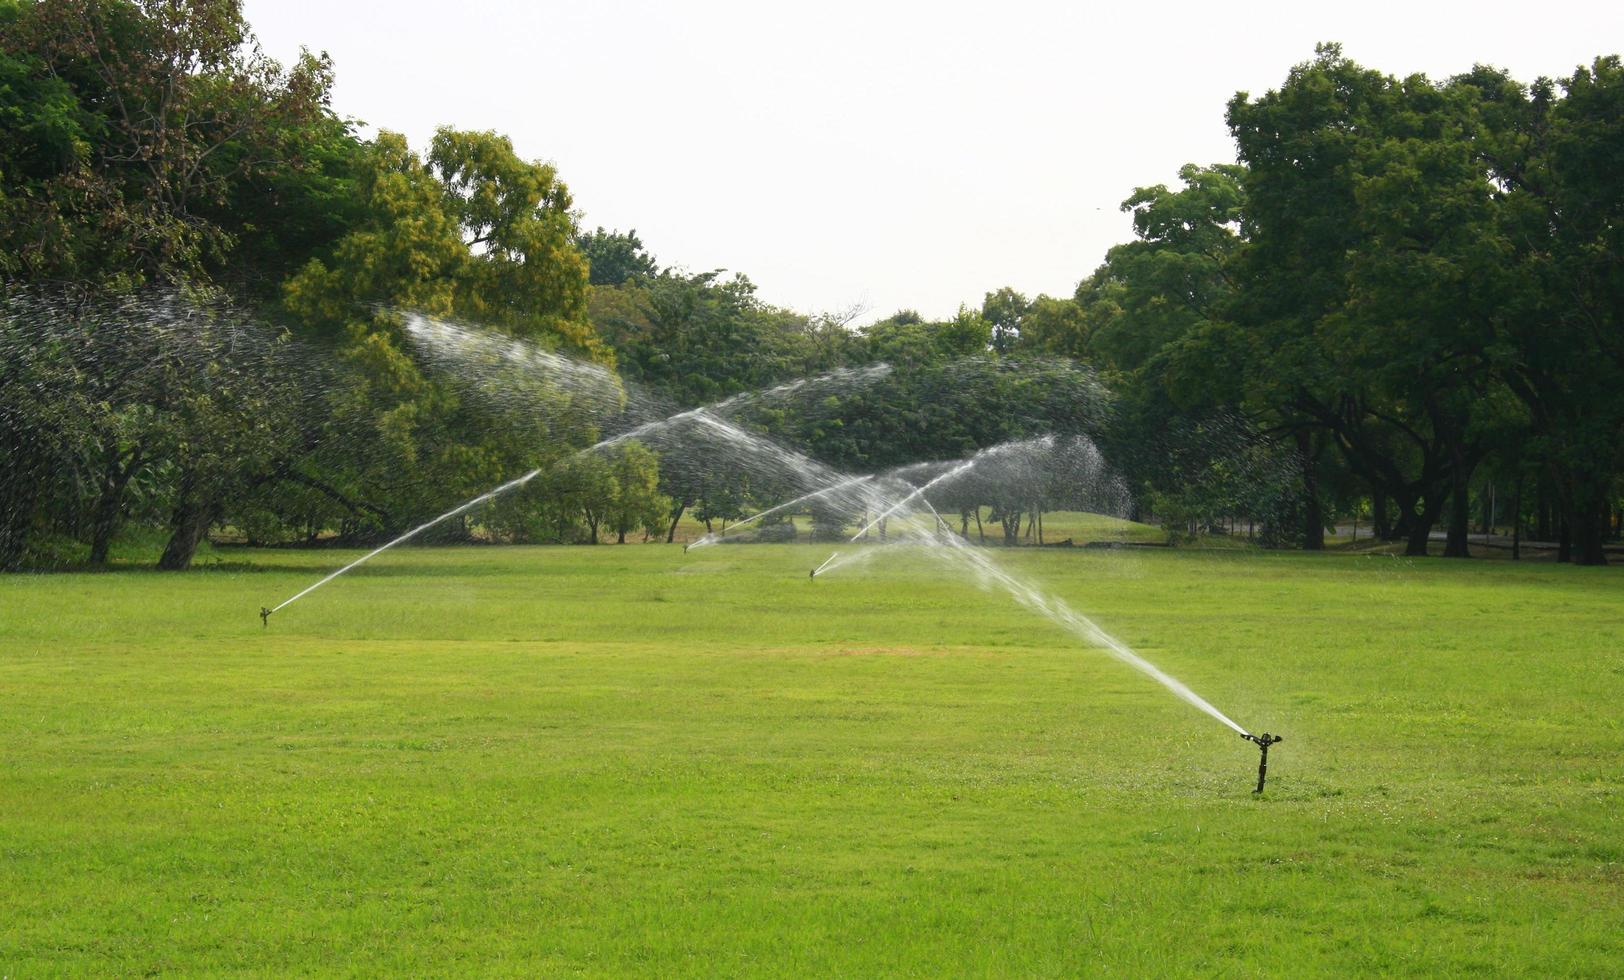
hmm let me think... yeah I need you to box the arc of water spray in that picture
[808,474,956,578]
[930,530,1248,736]
[265,318,1256,741]
[265,382,862,618]
[266,465,550,617]
[916,494,952,536]
[848,460,977,542]
[267,409,731,618]
[688,475,874,551]
[765,448,1255,738]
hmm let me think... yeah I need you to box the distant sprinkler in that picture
[809,551,840,579]
[1241,732,1283,793]
[259,606,272,629]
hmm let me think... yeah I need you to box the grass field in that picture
[3,539,1623,975]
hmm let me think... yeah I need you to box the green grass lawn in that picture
[3,542,1622,975]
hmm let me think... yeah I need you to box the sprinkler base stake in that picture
[260,606,271,628]
[1241,732,1282,793]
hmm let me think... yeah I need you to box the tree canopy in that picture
[2,10,1619,566]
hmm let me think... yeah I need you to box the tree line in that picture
[1001,45,1623,564]
[2,3,1619,566]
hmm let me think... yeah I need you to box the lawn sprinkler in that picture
[1241,732,1283,793]
[259,606,271,628]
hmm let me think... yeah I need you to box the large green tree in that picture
[590,269,852,407]
[1223,46,1513,556]
[272,128,607,567]
[577,227,658,286]
[0,0,343,288]
[1478,57,1624,563]
[0,0,363,568]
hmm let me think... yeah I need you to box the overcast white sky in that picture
[244,0,1620,323]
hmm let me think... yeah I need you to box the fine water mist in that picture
[264,314,1255,740]
[266,315,893,615]
[729,438,1253,736]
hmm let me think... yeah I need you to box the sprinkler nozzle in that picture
[1242,732,1282,794]
[259,606,271,628]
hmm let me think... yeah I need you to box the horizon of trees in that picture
[2,2,1619,566]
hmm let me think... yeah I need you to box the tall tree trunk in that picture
[1303,492,1325,551]
[1296,430,1324,551]
[157,499,217,570]
[1575,490,1609,566]
[88,446,144,565]
[87,489,123,566]
[1557,519,1571,563]
[1404,494,1442,557]
[974,507,984,544]
[665,501,686,543]
[1443,457,1473,558]
[1511,475,1522,561]
[1372,487,1390,540]
[617,527,626,544]
[1389,485,1420,544]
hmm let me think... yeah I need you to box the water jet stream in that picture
[267,318,1254,741]
[267,400,866,617]
[924,530,1250,736]
[267,464,552,616]
[810,551,840,578]
[747,454,1254,737]
[265,315,896,618]
[688,475,875,551]
[848,460,977,542]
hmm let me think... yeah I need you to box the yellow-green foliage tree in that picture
[282,127,612,543]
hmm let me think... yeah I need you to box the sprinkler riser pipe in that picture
[1242,732,1282,793]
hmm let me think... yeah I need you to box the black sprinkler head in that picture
[259,606,271,628]
[1242,731,1283,793]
